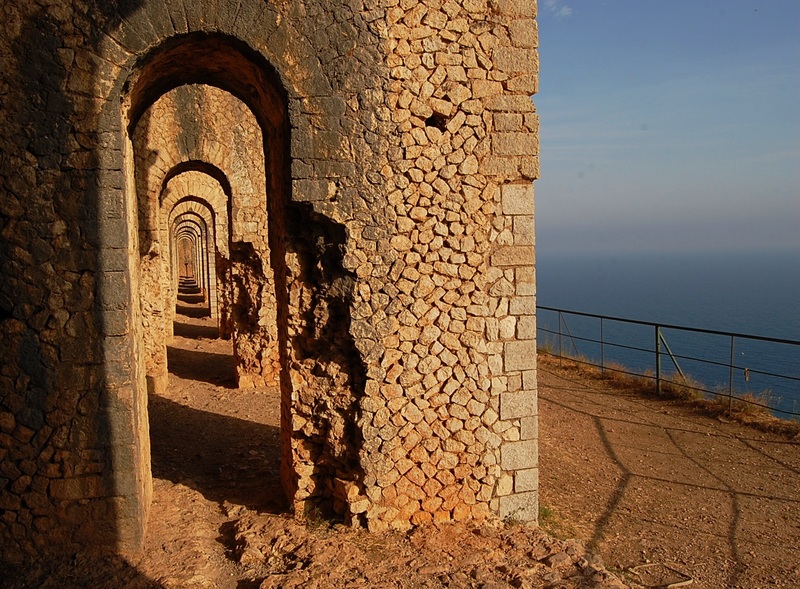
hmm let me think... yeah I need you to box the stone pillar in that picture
[494,183,538,520]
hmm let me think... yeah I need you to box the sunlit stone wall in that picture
[0,0,538,560]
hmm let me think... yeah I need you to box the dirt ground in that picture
[538,354,800,588]
[4,310,799,588]
[3,311,625,589]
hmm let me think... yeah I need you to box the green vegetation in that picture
[537,504,575,540]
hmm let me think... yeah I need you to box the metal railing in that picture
[537,306,800,418]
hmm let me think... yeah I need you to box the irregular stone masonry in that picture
[0,0,539,561]
[366,0,540,530]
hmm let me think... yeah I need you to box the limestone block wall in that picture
[0,0,539,561]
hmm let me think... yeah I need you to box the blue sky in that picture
[534,0,800,256]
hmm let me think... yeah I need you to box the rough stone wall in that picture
[351,0,540,530]
[0,0,538,560]
[0,0,154,561]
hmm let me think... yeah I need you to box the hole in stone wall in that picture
[425,112,449,131]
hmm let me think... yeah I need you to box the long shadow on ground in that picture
[157,312,288,514]
[1,554,165,589]
[149,394,287,514]
[173,318,221,340]
[176,302,211,318]
[538,358,800,588]
[166,346,237,388]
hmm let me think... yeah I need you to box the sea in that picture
[535,249,800,418]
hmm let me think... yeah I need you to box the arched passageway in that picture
[122,31,368,543]
[126,38,291,531]
[134,78,279,393]
[1,0,541,562]
[171,205,216,319]
[161,169,232,336]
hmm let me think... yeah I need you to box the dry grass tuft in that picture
[538,350,800,440]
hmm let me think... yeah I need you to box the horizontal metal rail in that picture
[538,306,800,346]
[537,305,800,418]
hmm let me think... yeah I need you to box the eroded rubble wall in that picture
[0,0,539,561]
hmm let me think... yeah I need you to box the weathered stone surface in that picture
[492,246,535,267]
[520,415,538,441]
[499,491,538,521]
[501,440,538,471]
[514,468,538,493]
[505,341,536,372]
[501,391,536,420]
[502,183,534,216]
[0,0,539,560]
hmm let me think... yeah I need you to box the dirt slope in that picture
[538,354,800,588]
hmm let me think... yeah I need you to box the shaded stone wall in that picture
[0,0,539,561]
[0,1,145,562]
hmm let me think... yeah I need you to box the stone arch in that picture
[132,81,270,391]
[160,168,231,336]
[2,0,542,563]
[173,222,202,285]
[98,26,368,550]
[119,31,290,515]
[170,204,215,319]
[161,169,230,256]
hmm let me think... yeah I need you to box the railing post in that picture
[729,335,735,412]
[600,317,605,374]
[655,325,662,394]
[558,311,563,366]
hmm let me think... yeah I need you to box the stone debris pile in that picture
[232,516,630,589]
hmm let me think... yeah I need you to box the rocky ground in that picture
[4,311,799,588]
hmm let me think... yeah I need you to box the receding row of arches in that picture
[111,31,368,546]
[134,76,278,392]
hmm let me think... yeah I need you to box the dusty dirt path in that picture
[132,309,286,588]
[538,354,800,588]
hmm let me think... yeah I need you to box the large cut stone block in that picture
[515,468,539,493]
[499,491,538,521]
[504,340,536,372]
[502,183,534,216]
[500,390,536,420]
[501,439,538,471]
[492,246,534,267]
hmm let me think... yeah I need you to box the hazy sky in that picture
[534,0,800,256]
